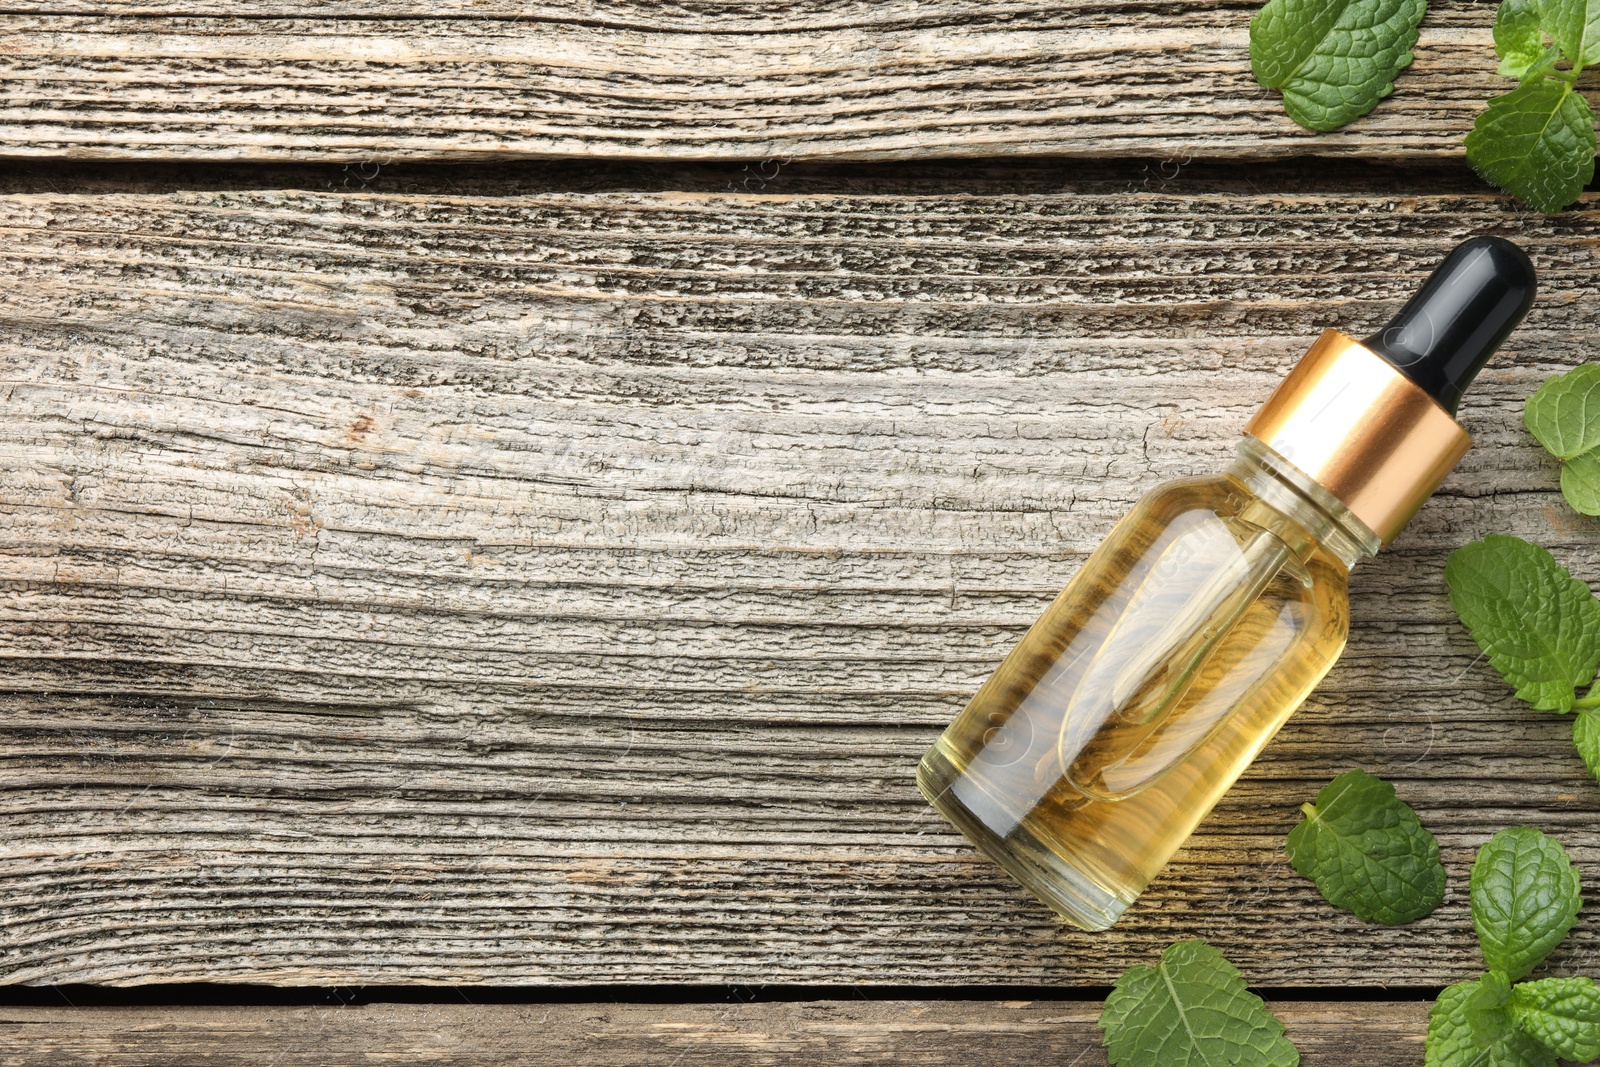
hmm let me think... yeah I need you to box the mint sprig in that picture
[1099,940,1299,1067]
[1249,0,1428,131]
[1426,829,1593,1066]
[1465,0,1598,213]
[1526,363,1600,516]
[1286,769,1446,924]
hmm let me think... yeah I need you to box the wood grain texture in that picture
[0,1,1552,163]
[1,176,1599,987]
[0,999,1430,1065]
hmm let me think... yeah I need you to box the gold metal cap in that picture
[1244,329,1472,546]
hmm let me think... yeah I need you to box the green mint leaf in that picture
[1510,975,1600,1061]
[1249,0,1427,131]
[1285,769,1445,924]
[1428,977,1558,1067]
[1497,0,1561,78]
[1536,0,1600,68]
[1470,827,1584,980]
[1575,712,1600,783]
[1560,451,1600,515]
[1525,364,1600,514]
[1099,940,1299,1067]
[1465,79,1597,214]
[1525,363,1600,460]
[1445,535,1600,713]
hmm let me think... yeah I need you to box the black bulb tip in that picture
[1361,236,1536,414]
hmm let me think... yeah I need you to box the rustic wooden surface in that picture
[0,999,1429,1065]
[0,164,1597,999]
[6,7,1599,1067]
[0,1,1546,163]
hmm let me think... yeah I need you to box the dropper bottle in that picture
[917,236,1537,930]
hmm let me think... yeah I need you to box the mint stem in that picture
[1572,686,1600,711]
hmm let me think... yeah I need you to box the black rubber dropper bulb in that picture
[1361,236,1537,414]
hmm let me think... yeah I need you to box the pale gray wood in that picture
[0,1000,1430,1065]
[0,181,1597,986]
[0,2,1513,163]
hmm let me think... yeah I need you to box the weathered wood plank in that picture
[0,178,1598,987]
[0,2,1539,163]
[0,1000,1431,1065]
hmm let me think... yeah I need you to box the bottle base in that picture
[917,745,1136,932]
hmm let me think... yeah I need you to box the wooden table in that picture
[0,4,1596,1063]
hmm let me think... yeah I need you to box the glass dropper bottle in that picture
[917,236,1538,930]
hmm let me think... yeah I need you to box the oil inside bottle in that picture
[917,440,1369,930]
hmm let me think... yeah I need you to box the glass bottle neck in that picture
[1229,437,1381,571]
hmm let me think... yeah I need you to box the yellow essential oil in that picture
[918,441,1366,928]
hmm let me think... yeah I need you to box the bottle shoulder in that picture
[1119,471,1352,590]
